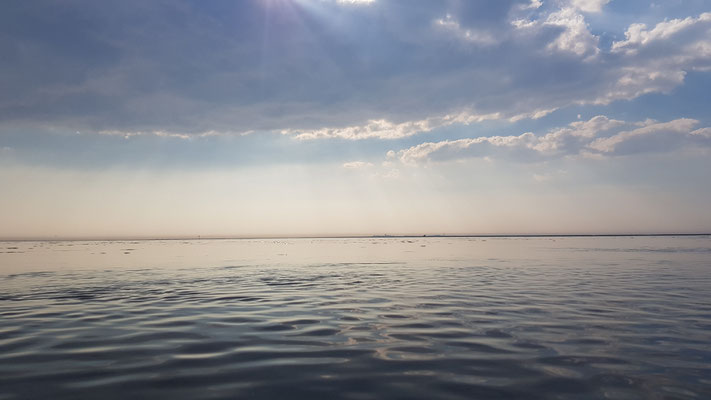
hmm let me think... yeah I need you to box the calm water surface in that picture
[1,237,710,399]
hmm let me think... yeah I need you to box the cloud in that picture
[600,12,711,103]
[336,0,375,5]
[521,0,543,10]
[435,14,499,46]
[544,7,599,57]
[395,116,711,164]
[569,0,610,13]
[284,111,501,140]
[342,161,373,169]
[612,13,711,53]
[691,127,711,138]
[533,115,626,152]
[97,129,225,140]
[0,2,709,140]
[398,132,539,164]
[587,118,700,153]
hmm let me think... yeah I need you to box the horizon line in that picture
[1,232,710,242]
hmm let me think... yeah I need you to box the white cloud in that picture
[342,161,374,169]
[395,116,710,164]
[595,13,711,103]
[533,115,626,152]
[511,18,537,29]
[544,8,599,57]
[511,4,601,58]
[570,0,610,13]
[612,13,711,53]
[512,10,711,107]
[691,127,711,138]
[587,118,699,153]
[398,132,538,165]
[98,129,228,140]
[522,0,543,10]
[285,111,501,140]
[335,0,375,5]
[435,14,499,46]
[509,108,558,122]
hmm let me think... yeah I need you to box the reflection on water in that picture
[1,237,710,399]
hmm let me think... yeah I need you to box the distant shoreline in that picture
[1,233,709,242]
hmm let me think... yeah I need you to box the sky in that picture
[1,0,710,238]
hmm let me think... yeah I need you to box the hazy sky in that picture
[1,0,710,238]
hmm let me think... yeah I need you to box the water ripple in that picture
[1,237,710,399]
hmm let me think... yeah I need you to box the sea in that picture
[1,236,710,399]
